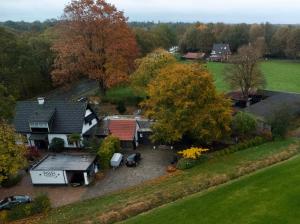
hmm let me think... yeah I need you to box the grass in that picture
[125,153,300,224]
[207,60,300,93]
[28,139,298,224]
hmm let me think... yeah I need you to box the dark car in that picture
[126,153,141,167]
[0,195,32,210]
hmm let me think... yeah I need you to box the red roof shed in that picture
[108,120,137,141]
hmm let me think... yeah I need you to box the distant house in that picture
[14,97,98,149]
[182,52,205,60]
[209,44,231,62]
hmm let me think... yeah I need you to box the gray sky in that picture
[1,0,300,23]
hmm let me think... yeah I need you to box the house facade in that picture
[14,97,98,149]
[209,43,231,62]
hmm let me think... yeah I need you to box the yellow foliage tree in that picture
[130,49,176,95]
[0,121,27,183]
[143,63,232,144]
[178,147,209,159]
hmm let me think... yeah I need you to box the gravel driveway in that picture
[0,147,174,207]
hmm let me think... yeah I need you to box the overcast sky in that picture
[1,0,300,24]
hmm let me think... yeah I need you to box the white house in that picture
[14,97,98,149]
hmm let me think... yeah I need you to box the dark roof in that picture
[14,100,88,134]
[29,108,56,123]
[244,91,300,121]
[137,120,153,130]
[83,120,109,137]
[211,43,231,55]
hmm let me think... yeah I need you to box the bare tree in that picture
[224,44,266,100]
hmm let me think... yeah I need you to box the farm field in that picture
[208,60,300,93]
[26,139,298,224]
[125,153,300,224]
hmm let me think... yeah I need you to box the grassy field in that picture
[125,154,300,224]
[207,60,300,93]
[27,139,298,224]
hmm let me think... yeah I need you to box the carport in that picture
[30,154,98,186]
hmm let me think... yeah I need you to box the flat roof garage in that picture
[30,153,98,186]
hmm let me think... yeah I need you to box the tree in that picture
[52,0,138,95]
[49,137,65,153]
[0,84,15,122]
[0,121,27,183]
[233,112,257,138]
[270,27,290,57]
[268,106,293,139]
[98,135,120,169]
[68,133,81,148]
[143,63,232,144]
[130,49,176,95]
[224,44,266,100]
[285,28,300,59]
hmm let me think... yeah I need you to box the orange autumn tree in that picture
[52,0,138,94]
[143,63,232,144]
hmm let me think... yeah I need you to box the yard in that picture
[125,153,300,224]
[24,138,299,224]
[207,60,300,93]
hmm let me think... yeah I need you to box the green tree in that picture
[98,135,120,169]
[131,49,176,95]
[0,121,27,183]
[0,84,15,122]
[233,112,257,138]
[143,63,232,144]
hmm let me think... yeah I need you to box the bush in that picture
[1,174,22,188]
[83,137,103,153]
[25,147,41,161]
[116,101,127,114]
[268,106,293,139]
[49,138,65,153]
[7,194,51,222]
[98,135,120,169]
[176,158,197,170]
[178,147,209,159]
[233,112,257,137]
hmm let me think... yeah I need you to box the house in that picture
[30,153,98,186]
[182,52,205,60]
[84,115,153,149]
[209,43,231,62]
[14,97,98,149]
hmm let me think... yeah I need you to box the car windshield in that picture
[127,154,136,161]
[0,198,9,204]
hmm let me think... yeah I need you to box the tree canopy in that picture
[0,121,27,183]
[52,0,138,94]
[143,63,232,144]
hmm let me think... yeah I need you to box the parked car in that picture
[0,195,32,210]
[126,153,141,167]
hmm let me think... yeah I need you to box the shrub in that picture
[268,106,293,139]
[116,101,127,114]
[176,158,197,170]
[7,194,51,222]
[83,137,103,153]
[49,138,65,153]
[1,174,22,188]
[233,112,257,137]
[25,147,41,161]
[98,135,120,169]
[178,147,209,159]
[68,133,81,148]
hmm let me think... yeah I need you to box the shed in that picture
[30,153,98,186]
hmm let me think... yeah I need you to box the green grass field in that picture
[125,154,300,224]
[207,60,300,93]
[28,139,298,224]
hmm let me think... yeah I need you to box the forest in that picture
[0,20,300,121]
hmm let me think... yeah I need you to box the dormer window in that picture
[29,122,48,129]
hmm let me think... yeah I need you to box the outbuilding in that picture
[30,153,98,186]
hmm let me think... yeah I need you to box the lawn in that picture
[27,139,298,224]
[125,153,300,224]
[207,60,300,93]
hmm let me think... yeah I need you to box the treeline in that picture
[0,24,55,99]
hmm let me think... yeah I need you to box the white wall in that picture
[82,118,98,134]
[30,170,67,185]
[48,134,76,148]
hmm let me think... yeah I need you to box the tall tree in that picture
[0,84,15,122]
[143,63,232,144]
[52,0,138,95]
[285,28,300,59]
[0,121,27,183]
[131,49,176,95]
[224,44,266,100]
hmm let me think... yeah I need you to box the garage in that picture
[30,154,98,186]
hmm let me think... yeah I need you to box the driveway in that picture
[83,147,174,199]
[0,147,174,207]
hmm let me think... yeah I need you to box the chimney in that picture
[37,97,45,105]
